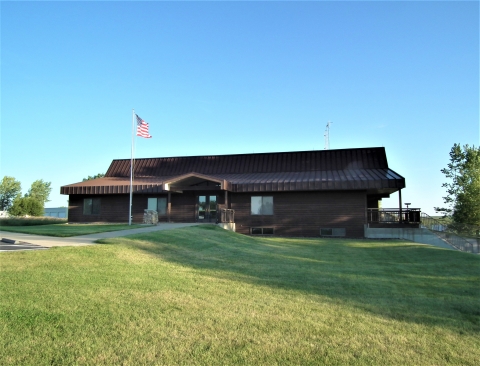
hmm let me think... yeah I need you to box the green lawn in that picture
[0,223,145,237]
[1,226,479,365]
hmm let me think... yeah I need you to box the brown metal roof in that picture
[105,147,389,177]
[60,177,164,195]
[61,147,405,195]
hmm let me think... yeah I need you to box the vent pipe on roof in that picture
[324,121,332,150]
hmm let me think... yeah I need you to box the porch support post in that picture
[224,190,229,209]
[167,192,171,223]
[398,189,403,223]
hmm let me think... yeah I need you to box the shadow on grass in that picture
[101,225,480,333]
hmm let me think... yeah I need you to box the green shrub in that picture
[8,196,44,217]
[0,217,67,226]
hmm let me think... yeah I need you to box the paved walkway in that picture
[0,223,198,251]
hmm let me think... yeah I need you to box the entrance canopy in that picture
[164,172,229,192]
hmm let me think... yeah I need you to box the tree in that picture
[0,176,22,211]
[83,173,105,181]
[9,196,44,216]
[25,179,52,207]
[435,143,480,226]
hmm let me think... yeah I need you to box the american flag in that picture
[136,114,152,138]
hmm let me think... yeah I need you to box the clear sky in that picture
[1,1,478,215]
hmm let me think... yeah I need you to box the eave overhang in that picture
[60,177,164,195]
[163,172,231,191]
[60,168,404,196]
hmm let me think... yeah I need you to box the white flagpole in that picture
[129,109,135,225]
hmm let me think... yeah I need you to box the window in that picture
[320,228,346,237]
[251,227,274,235]
[251,196,273,215]
[320,228,332,236]
[83,198,101,215]
[147,197,167,215]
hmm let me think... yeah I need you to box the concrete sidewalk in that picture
[0,223,198,248]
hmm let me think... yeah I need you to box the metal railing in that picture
[219,209,235,223]
[420,212,479,254]
[367,208,421,224]
[367,209,479,254]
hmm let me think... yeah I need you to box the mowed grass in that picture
[1,226,479,365]
[0,223,145,237]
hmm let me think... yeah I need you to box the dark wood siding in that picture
[68,195,131,223]
[230,191,366,237]
[69,194,170,223]
[69,191,227,224]
[170,193,196,223]
[69,191,366,237]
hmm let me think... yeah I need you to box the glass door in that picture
[198,196,207,220]
[209,195,217,222]
[197,195,217,222]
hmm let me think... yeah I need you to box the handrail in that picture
[219,209,235,223]
[420,212,479,254]
[367,209,478,254]
[367,208,421,224]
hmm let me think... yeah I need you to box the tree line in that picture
[435,144,479,227]
[0,173,105,217]
[0,177,52,216]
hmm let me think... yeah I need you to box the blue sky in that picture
[1,1,478,215]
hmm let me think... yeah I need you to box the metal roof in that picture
[60,147,405,195]
[105,147,390,177]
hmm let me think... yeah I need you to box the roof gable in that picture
[105,147,389,178]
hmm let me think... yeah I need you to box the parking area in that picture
[0,223,200,252]
[0,240,49,252]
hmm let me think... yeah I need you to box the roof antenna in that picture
[324,121,332,150]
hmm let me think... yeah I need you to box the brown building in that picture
[60,147,405,237]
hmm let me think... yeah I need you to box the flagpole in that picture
[129,109,135,225]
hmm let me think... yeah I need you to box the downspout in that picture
[167,192,171,223]
[398,189,403,223]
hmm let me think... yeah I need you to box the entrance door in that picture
[197,195,217,222]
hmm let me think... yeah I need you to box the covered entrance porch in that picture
[163,172,234,224]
